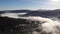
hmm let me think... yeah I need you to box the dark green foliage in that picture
[0,16,39,34]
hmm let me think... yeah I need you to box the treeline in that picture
[0,16,29,34]
[0,16,39,34]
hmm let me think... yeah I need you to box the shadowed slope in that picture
[0,16,39,34]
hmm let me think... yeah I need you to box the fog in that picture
[1,13,27,18]
[1,13,60,34]
[18,16,60,34]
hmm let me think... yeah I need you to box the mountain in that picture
[0,10,31,14]
[0,16,39,34]
[1,9,60,18]
[22,9,60,18]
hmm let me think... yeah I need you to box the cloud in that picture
[23,0,60,10]
[18,16,60,34]
[33,0,60,10]
[1,11,60,34]
[6,16,59,34]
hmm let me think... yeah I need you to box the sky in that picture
[0,0,60,10]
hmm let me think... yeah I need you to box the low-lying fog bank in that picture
[1,12,60,34]
[1,15,60,34]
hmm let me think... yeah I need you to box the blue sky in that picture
[0,0,60,10]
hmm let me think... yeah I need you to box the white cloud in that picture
[39,0,60,10]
